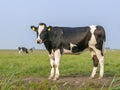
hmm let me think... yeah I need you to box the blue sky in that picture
[0,0,120,49]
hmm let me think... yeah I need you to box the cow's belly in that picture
[63,48,81,55]
[63,49,72,54]
[62,43,82,54]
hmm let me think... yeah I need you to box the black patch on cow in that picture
[92,55,99,67]
[71,28,91,53]
[94,26,106,56]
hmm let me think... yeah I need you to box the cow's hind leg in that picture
[95,49,104,79]
[90,49,99,78]
[90,47,104,79]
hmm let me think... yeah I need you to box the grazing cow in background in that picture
[29,47,35,52]
[31,23,106,80]
[18,47,29,54]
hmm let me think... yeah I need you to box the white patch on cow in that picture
[54,49,61,80]
[63,43,77,54]
[89,25,97,47]
[90,50,96,58]
[49,58,55,79]
[18,49,22,54]
[48,50,55,80]
[37,25,45,40]
[90,25,96,33]
[37,35,40,41]
[63,49,72,54]
[99,56,104,78]
[95,50,104,78]
[91,67,97,78]
[70,43,77,48]
[38,25,45,34]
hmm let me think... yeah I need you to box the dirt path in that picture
[58,76,113,87]
[22,76,113,89]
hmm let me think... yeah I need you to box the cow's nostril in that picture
[37,39,42,44]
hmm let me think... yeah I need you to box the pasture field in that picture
[0,49,120,90]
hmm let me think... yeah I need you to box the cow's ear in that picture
[31,26,37,31]
[47,26,52,31]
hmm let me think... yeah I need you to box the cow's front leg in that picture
[53,49,61,81]
[48,53,55,80]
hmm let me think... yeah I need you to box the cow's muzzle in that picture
[37,39,42,44]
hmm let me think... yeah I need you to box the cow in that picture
[18,47,29,54]
[29,47,35,52]
[31,23,106,81]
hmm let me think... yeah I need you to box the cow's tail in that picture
[102,28,106,56]
[102,41,106,56]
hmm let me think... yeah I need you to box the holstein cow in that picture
[31,23,106,80]
[18,47,29,54]
[29,47,35,52]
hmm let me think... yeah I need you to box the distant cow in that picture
[31,23,106,80]
[18,47,28,54]
[29,47,35,52]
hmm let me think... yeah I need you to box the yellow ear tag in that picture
[32,27,35,31]
[48,28,51,31]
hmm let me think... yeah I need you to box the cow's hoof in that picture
[53,77,59,81]
[48,76,54,80]
[89,75,95,79]
[98,77,103,79]
[89,76,94,79]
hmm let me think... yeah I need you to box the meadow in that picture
[0,49,120,90]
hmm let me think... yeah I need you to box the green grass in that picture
[0,49,120,89]
[0,50,50,77]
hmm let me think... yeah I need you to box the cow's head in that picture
[31,23,48,44]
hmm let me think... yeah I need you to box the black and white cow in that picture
[31,23,106,80]
[18,47,29,54]
[29,47,35,52]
